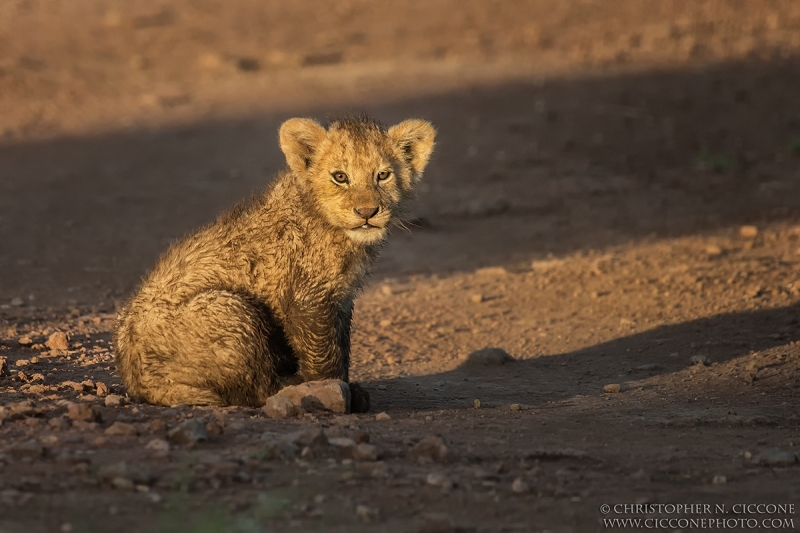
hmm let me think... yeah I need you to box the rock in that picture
[111,477,134,491]
[4,439,44,458]
[145,439,170,455]
[426,472,453,489]
[14,359,30,367]
[355,504,379,523]
[690,355,710,366]
[410,435,449,463]
[744,372,757,384]
[48,418,70,430]
[95,382,109,397]
[473,399,481,409]
[351,431,370,444]
[273,380,350,413]
[0,356,8,377]
[46,332,69,351]
[740,225,759,238]
[262,395,303,419]
[97,461,152,485]
[66,402,102,423]
[465,347,515,366]
[148,419,167,432]
[167,419,208,446]
[10,297,24,307]
[329,437,357,448]
[603,384,621,394]
[753,449,798,467]
[104,394,125,407]
[511,478,529,493]
[420,512,456,533]
[712,475,727,484]
[510,404,521,411]
[62,381,86,392]
[205,420,223,436]
[470,294,485,303]
[353,443,379,462]
[105,422,138,437]
[375,412,391,421]
[475,266,508,277]
[531,258,564,271]
[705,245,723,257]
[380,285,393,296]
[284,428,328,448]
[17,337,33,347]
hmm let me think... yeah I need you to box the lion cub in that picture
[113,116,435,411]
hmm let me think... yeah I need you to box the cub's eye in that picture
[376,170,392,181]
[332,171,349,184]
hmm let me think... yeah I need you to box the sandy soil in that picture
[1,1,800,532]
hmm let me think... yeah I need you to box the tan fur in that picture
[113,116,435,409]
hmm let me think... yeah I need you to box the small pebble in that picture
[167,419,208,446]
[410,435,449,463]
[712,475,727,484]
[510,404,521,411]
[18,336,33,347]
[470,294,485,303]
[145,439,171,454]
[352,443,379,462]
[66,402,102,423]
[603,384,621,394]
[355,504,378,523]
[104,394,125,407]
[95,382,110,397]
[375,412,391,421]
[740,225,758,238]
[426,472,453,489]
[473,399,481,409]
[511,477,529,493]
[46,332,69,351]
[111,477,134,491]
[105,422,138,437]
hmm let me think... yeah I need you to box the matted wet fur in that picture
[113,115,435,410]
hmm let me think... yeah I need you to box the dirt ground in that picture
[1,1,800,532]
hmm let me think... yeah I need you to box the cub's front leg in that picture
[282,298,370,412]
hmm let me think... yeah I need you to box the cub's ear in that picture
[279,118,327,174]
[387,119,436,180]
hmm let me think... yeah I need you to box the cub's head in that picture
[279,115,435,245]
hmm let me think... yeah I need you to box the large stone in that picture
[273,380,350,413]
[262,395,303,419]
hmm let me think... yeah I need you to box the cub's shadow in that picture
[364,302,800,412]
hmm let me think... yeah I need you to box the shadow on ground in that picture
[2,56,800,305]
[366,302,800,412]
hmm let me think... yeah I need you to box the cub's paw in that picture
[349,382,371,413]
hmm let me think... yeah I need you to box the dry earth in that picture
[1,1,800,532]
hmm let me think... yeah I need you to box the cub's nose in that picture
[354,206,379,220]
